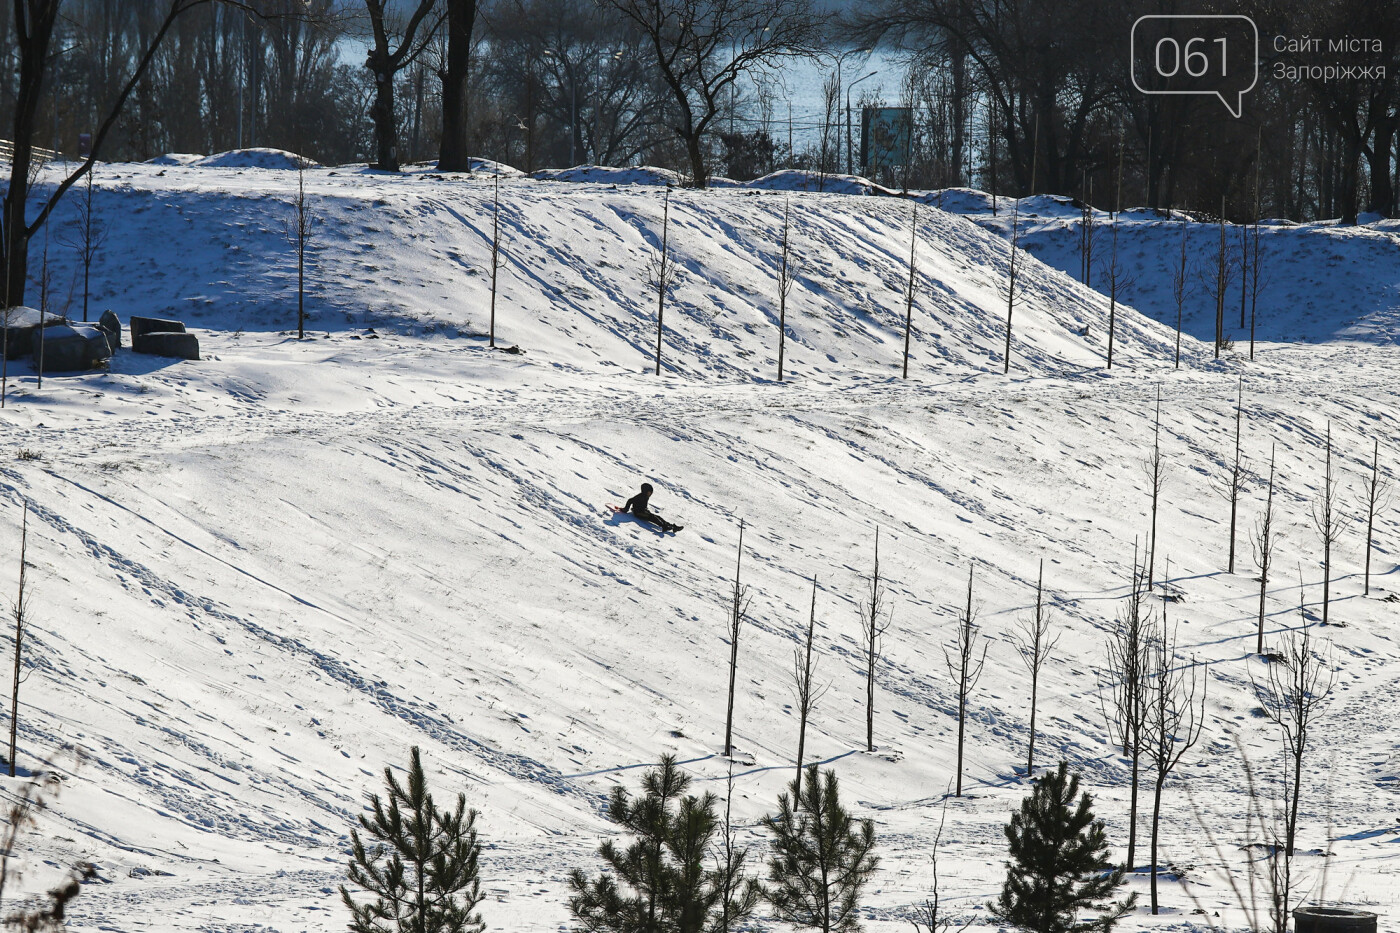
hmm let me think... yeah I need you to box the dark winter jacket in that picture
[623,488,655,517]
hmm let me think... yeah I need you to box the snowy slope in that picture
[937,191,1400,346]
[0,161,1396,932]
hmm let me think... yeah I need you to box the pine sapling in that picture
[764,765,879,933]
[992,761,1136,933]
[340,746,486,933]
[571,755,760,933]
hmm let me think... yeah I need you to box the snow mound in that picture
[533,164,684,186]
[196,148,317,170]
[746,170,899,196]
[145,153,205,166]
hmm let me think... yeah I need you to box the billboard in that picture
[860,107,912,175]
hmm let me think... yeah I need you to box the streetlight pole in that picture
[847,71,877,176]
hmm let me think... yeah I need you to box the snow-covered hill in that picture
[0,160,1397,932]
[936,191,1400,346]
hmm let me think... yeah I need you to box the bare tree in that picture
[712,762,761,933]
[362,0,441,171]
[1170,227,1187,369]
[723,518,750,758]
[1210,379,1247,573]
[58,168,107,324]
[776,196,796,381]
[1012,558,1059,776]
[1101,548,1152,870]
[1251,444,1282,655]
[286,158,313,340]
[8,502,30,777]
[1210,198,1231,357]
[944,563,986,797]
[4,0,269,309]
[603,0,822,187]
[1101,219,1136,370]
[790,574,827,796]
[1246,139,1268,361]
[647,186,676,375]
[861,527,891,753]
[489,173,502,348]
[1144,606,1205,914]
[908,793,972,933]
[1355,438,1392,596]
[1101,137,1136,369]
[902,201,919,379]
[998,200,1025,374]
[1078,175,1095,285]
[1309,423,1344,627]
[1143,387,1166,589]
[1251,579,1336,927]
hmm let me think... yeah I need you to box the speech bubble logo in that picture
[1131,15,1259,118]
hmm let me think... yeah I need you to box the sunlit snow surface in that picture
[0,159,1396,930]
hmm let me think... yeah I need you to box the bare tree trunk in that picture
[723,518,749,758]
[1146,602,1205,914]
[792,574,825,797]
[945,563,986,797]
[1101,548,1151,870]
[902,202,918,378]
[1145,387,1165,588]
[437,0,478,173]
[776,197,794,380]
[1253,444,1279,654]
[1357,438,1391,596]
[1211,379,1247,573]
[1171,228,1187,369]
[1000,202,1021,373]
[1013,559,1059,776]
[1215,199,1226,357]
[1311,423,1342,626]
[8,502,29,777]
[489,173,500,348]
[1254,584,1336,925]
[861,527,888,753]
[650,187,674,375]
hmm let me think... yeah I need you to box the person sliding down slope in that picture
[611,482,683,533]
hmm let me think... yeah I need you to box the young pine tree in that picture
[569,755,760,933]
[340,746,485,933]
[992,761,1136,933]
[764,764,879,933]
